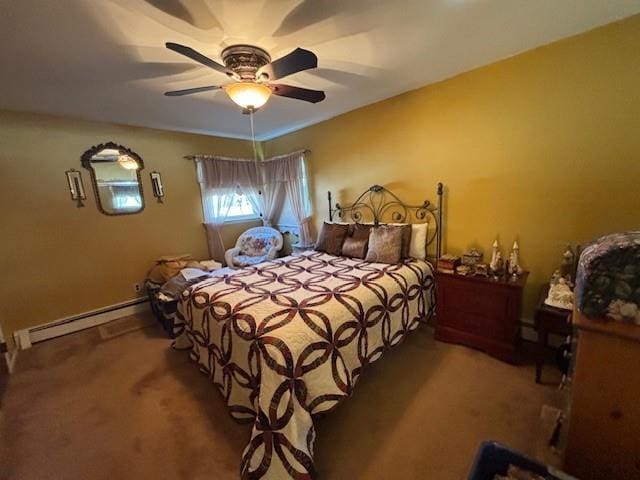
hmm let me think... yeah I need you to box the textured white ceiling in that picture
[1,0,639,140]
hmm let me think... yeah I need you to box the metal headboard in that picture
[328,183,444,259]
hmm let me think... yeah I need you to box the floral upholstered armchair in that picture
[224,226,283,268]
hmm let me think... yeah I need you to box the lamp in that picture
[118,154,138,170]
[224,82,272,110]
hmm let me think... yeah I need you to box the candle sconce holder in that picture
[150,171,165,203]
[65,169,86,207]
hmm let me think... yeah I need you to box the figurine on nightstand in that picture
[474,263,489,277]
[560,245,576,281]
[508,241,524,277]
[456,264,471,276]
[489,240,501,272]
[545,277,574,310]
[462,248,483,268]
[492,252,505,277]
[545,246,577,310]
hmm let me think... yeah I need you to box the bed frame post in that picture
[437,182,443,259]
[328,191,333,222]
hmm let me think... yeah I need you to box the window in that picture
[211,191,259,221]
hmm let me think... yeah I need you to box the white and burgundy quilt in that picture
[173,251,435,479]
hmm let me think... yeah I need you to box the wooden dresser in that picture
[434,271,528,363]
[564,310,640,479]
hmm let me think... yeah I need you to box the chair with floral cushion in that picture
[224,226,283,268]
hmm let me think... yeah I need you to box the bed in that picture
[173,183,444,479]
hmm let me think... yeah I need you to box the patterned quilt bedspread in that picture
[173,251,435,479]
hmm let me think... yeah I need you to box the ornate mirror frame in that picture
[81,141,145,216]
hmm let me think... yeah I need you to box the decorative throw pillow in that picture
[239,235,272,256]
[342,237,368,259]
[315,222,349,256]
[348,223,373,241]
[409,223,429,260]
[365,225,404,264]
[399,224,412,259]
[388,223,413,259]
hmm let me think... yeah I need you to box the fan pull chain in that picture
[249,112,264,220]
[250,111,262,189]
[250,111,258,164]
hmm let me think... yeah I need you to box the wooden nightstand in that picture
[534,285,572,383]
[435,271,528,363]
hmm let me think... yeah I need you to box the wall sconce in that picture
[65,169,86,207]
[150,171,165,203]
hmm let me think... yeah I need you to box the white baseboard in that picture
[13,298,150,350]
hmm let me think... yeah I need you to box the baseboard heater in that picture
[14,297,149,349]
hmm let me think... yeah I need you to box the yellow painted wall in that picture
[2,15,639,340]
[265,15,640,318]
[0,110,253,337]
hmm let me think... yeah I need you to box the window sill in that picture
[223,216,262,225]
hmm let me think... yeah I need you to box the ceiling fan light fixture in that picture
[224,82,272,110]
[164,42,325,107]
[118,155,138,170]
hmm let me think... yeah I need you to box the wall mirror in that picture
[81,142,145,215]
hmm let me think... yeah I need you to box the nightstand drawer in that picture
[445,306,513,340]
[443,282,506,315]
[434,271,527,363]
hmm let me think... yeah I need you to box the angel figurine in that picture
[489,239,500,272]
[509,241,522,276]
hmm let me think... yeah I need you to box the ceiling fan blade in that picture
[165,42,230,76]
[271,84,326,103]
[164,86,221,96]
[258,48,317,80]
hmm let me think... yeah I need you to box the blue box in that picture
[467,441,575,480]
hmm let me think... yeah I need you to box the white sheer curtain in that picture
[259,164,282,227]
[265,151,314,245]
[202,190,235,260]
[194,150,313,258]
[227,156,263,220]
[196,156,261,260]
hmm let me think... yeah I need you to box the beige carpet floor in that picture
[0,312,560,479]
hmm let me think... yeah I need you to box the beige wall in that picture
[0,111,253,337]
[265,15,640,318]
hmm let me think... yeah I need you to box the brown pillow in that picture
[365,225,404,264]
[342,237,368,259]
[397,224,412,259]
[315,222,349,256]
[348,223,373,240]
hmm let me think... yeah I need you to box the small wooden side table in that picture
[533,285,572,383]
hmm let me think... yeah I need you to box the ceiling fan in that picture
[163,42,326,113]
